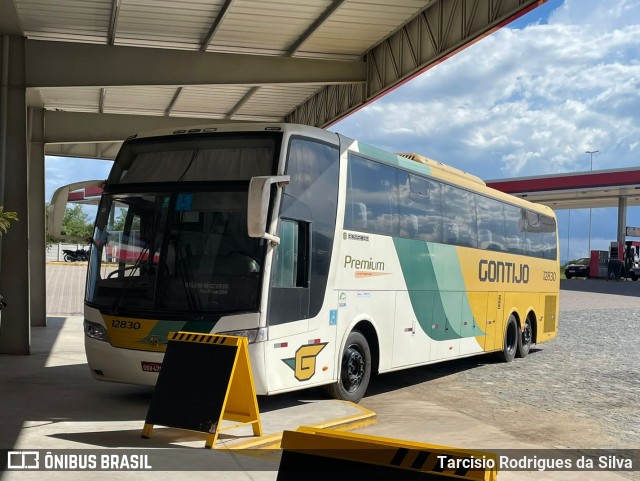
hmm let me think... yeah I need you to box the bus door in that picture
[264,136,341,391]
[267,137,340,333]
[269,218,311,328]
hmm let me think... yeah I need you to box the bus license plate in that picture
[141,361,162,373]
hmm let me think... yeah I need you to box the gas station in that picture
[488,167,640,279]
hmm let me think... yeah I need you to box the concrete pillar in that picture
[28,107,46,327]
[617,197,627,246]
[0,35,30,354]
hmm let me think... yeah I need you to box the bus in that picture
[60,123,559,402]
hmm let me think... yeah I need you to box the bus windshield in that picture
[85,131,281,319]
[87,189,266,318]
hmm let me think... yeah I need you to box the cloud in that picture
[333,0,640,180]
[549,0,640,30]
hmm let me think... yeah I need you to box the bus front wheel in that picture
[500,315,518,363]
[325,331,371,403]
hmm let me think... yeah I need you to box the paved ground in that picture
[356,279,640,450]
[30,267,640,480]
[46,263,87,315]
[355,278,640,480]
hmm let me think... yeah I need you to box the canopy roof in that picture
[1,0,545,159]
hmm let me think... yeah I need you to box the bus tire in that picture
[324,330,371,403]
[500,315,518,363]
[517,316,532,358]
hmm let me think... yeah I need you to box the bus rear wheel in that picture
[517,316,532,358]
[324,331,371,403]
[500,315,518,363]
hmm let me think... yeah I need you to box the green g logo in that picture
[283,343,328,381]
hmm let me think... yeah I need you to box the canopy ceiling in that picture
[1,0,547,159]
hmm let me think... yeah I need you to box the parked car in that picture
[565,258,590,279]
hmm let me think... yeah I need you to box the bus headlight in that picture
[218,327,268,343]
[84,320,109,342]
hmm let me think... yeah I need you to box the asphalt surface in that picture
[19,266,638,480]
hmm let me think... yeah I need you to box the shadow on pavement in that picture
[365,347,543,398]
[560,278,640,297]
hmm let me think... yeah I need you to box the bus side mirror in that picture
[247,175,290,244]
[48,180,105,242]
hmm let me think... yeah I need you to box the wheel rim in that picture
[522,320,532,347]
[341,344,365,393]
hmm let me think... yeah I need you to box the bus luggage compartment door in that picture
[429,292,462,361]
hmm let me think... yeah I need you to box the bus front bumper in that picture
[84,336,269,394]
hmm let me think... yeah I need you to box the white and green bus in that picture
[65,123,558,402]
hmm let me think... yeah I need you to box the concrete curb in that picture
[225,401,377,450]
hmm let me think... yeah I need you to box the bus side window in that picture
[273,219,309,288]
[397,172,442,242]
[346,202,368,230]
[346,154,398,236]
[522,210,557,259]
[442,184,477,248]
[476,194,506,252]
[504,204,525,255]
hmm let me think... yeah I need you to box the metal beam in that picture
[286,0,546,127]
[285,0,346,56]
[225,87,259,120]
[108,0,121,45]
[99,88,106,113]
[165,87,183,116]
[232,0,347,119]
[200,0,235,52]
[44,142,121,161]
[286,83,366,127]
[43,111,250,144]
[0,0,23,36]
[25,40,366,88]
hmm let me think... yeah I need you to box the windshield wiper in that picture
[111,244,151,315]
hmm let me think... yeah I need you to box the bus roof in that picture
[124,122,556,219]
[345,137,556,219]
[125,122,339,144]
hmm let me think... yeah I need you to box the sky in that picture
[46,0,640,263]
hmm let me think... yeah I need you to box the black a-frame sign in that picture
[142,332,262,448]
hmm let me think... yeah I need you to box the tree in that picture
[111,209,127,232]
[0,206,18,236]
[110,208,139,232]
[61,204,93,239]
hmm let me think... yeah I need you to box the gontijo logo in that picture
[478,259,529,284]
[282,343,328,381]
